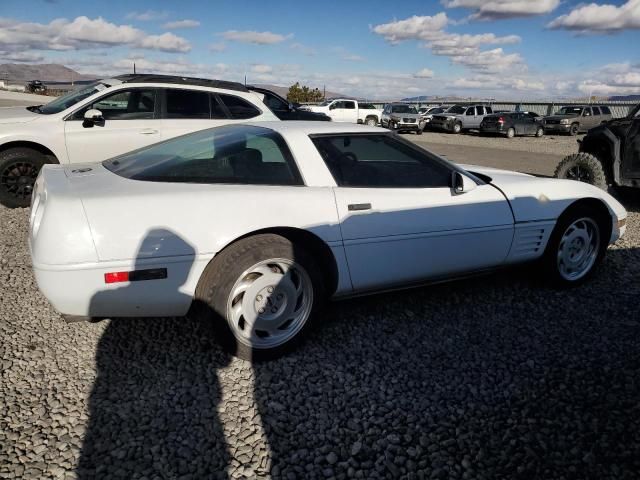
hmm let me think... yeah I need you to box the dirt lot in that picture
[1,138,639,479]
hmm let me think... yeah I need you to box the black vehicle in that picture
[26,80,46,93]
[247,86,330,121]
[480,112,545,138]
[555,102,640,190]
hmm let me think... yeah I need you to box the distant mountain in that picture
[0,63,97,83]
[608,95,640,102]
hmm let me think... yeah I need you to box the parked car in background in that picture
[555,102,640,190]
[381,103,423,134]
[0,74,279,208]
[247,86,330,121]
[430,104,494,133]
[30,121,627,360]
[419,106,447,130]
[543,105,612,136]
[26,80,47,94]
[480,112,545,138]
[303,99,382,125]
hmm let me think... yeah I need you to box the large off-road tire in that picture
[569,123,580,136]
[452,122,462,134]
[506,127,515,138]
[554,152,608,191]
[540,204,608,287]
[364,116,378,127]
[0,148,46,208]
[191,234,325,361]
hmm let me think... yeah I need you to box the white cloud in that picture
[290,43,316,56]
[443,0,560,20]
[414,68,435,78]
[162,19,200,29]
[208,42,226,52]
[371,13,449,44]
[0,50,44,62]
[0,16,191,54]
[548,0,640,33]
[251,64,273,73]
[219,30,292,45]
[125,10,168,21]
[451,75,545,92]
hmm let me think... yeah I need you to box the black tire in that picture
[540,204,608,287]
[506,127,515,139]
[416,129,422,135]
[569,123,579,136]
[554,152,608,191]
[535,126,544,137]
[191,234,325,361]
[452,122,462,134]
[0,148,47,208]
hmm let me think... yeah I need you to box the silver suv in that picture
[430,104,494,134]
[381,103,423,134]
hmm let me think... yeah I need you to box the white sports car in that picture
[29,122,627,359]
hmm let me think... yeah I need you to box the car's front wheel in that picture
[542,206,607,287]
[535,126,544,137]
[452,122,462,134]
[192,234,324,361]
[0,148,47,208]
[365,117,378,127]
[569,123,580,136]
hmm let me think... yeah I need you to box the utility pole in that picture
[133,62,136,74]
[323,84,326,100]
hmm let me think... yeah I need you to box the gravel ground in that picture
[1,193,640,479]
[412,130,583,157]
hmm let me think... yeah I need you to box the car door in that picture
[64,88,161,163]
[518,113,536,135]
[160,88,222,141]
[464,106,477,128]
[311,134,514,291]
[581,107,595,130]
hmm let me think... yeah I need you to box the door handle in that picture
[140,129,159,135]
[348,203,372,211]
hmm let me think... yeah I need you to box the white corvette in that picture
[29,122,627,359]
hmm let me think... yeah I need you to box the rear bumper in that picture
[480,124,506,134]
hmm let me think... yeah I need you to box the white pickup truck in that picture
[303,99,382,126]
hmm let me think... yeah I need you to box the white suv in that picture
[0,74,278,207]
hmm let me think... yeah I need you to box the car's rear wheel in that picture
[452,122,462,134]
[541,206,607,287]
[535,126,544,137]
[569,123,579,136]
[554,152,608,191]
[0,148,46,208]
[191,234,324,361]
[365,117,377,127]
[506,127,515,138]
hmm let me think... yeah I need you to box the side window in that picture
[592,106,601,115]
[263,92,288,112]
[311,134,451,188]
[344,101,356,110]
[85,89,156,120]
[165,89,210,119]
[218,94,261,119]
[476,106,485,115]
[583,108,591,116]
[466,108,475,116]
[486,106,492,114]
[333,101,346,109]
[601,106,611,115]
[106,126,303,186]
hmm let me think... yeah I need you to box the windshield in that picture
[446,105,466,114]
[555,106,583,116]
[391,105,417,114]
[428,107,445,114]
[38,81,111,115]
[319,100,333,107]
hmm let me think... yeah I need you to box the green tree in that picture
[287,82,324,103]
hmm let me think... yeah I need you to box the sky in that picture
[0,0,639,99]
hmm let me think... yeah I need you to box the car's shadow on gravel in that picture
[253,247,640,479]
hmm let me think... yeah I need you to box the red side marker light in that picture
[105,271,130,284]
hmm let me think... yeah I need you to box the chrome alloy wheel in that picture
[557,217,600,281]
[226,258,313,348]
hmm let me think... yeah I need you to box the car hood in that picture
[460,164,627,223]
[0,106,41,124]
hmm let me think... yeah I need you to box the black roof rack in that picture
[115,74,248,92]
